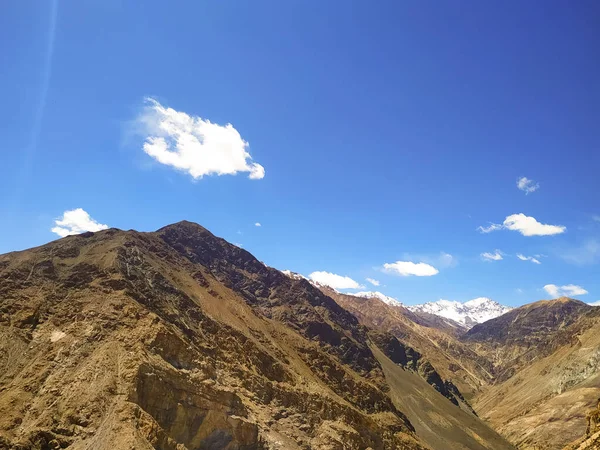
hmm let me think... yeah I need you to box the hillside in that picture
[324,289,495,401]
[465,299,599,449]
[0,221,514,450]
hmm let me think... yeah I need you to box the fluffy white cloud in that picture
[588,300,600,306]
[255,222,261,227]
[517,177,539,194]
[137,98,265,180]
[51,208,108,237]
[383,261,439,277]
[309,271,363,289]
[481,250,503,261]
[543,284,588,298]
[517,253,541,264]
[504,214,565,236]
[477,213,566,236]
[366,278,380,286]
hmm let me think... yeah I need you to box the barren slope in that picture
[467,300,600,449]
[0,221,515,450]
[328,290,495,400]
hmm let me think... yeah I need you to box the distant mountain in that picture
[408,298,512,328]
[465,298,598,449]
[351,291,403,306]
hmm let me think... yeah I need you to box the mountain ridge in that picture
[0,221,514,450]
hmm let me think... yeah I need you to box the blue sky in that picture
[1,1,599,306]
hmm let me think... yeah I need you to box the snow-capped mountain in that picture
[407,297,512,328]
[281,270,309,281]
[351,291,403,307]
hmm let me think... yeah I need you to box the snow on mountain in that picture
[407,297,512,328]
[351,291,403,307]
[281,270,308,281]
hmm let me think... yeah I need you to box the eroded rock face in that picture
[0,224,426,450]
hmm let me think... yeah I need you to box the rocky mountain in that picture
[350,291,403,307]
[0,221,514,450]
[323,289,495,401]
[408,298,512,329]
[465,298,599,449]
[325,289,600,450]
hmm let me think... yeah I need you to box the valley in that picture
[0,222,598,449]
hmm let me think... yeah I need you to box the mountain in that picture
[322,289,496,401]
[408,298,512,329]
[465,298,598,449]
[350,291,403,307]
[0,221,514,450]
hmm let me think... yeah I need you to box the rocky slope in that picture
[465,299,599,449]
[0,221,514,450]
[323,289,495,401]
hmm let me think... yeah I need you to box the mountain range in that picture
[0,221,598,450]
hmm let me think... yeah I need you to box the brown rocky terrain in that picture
[325,289,600,450]
[0,221,514,450]
[326,289,495,401]
[464,299,600,449]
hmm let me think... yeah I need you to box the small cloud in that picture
[516,253,541,264]
[517,176,540,194]
[588,300,600,306]
[400,251,458,269]
[255,222,261,227]
[309,271,363,289]
[366,278,380,286]
[516,288,524,294]
[543,284,588,298]
[51,208,108,237]
[477,213,565,236]
[236,230,242,235]
[477,223,503,234]
[382,261,439,277]
[593,215,600,223]
[136,98,265,180]
[438,252,458,268]
[481,250,503,262]
[233,242,243,248]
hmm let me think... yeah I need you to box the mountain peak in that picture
[351,291,403,307]
[408,298,512,328]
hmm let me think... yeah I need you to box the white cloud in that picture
[383,261,439,277]
[233,242,243,248]
[255,222,261,227]
[477,213,566,236]
[593,215,600,223]
[543,284,588,298]
[400,251,458,269]
[51,208,108,237]
[588,300,600,306]
[136,98,265,180]
[504,214,565,236]
[309,271,363,289]
[477,223,503,233]
[516,288,524,294]
[517,176,539,194]
[481,250,503,261]
[366,278,380,286]
[516,253,541,264]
